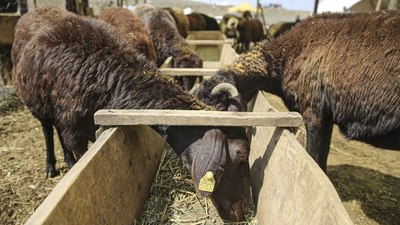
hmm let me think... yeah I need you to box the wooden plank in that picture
[25,126,166,225]
[94,109,303,127]
[249,92,353,225]
[187,40,234,45]
[203,61,220,68]
[160,56,173,68]
[220,44,239,66]
[160,68,218,76]
[0,15,20,44]
[186,31,224,40]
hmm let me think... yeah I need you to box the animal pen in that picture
[24,31,353,224]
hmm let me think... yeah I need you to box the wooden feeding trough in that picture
[160,31,237,78]
[24,93,352,225]
[24,36,352,225]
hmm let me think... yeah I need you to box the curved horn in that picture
[211,83,239,98]
[189,83,200,95]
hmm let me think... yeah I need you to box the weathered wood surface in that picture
[159,68,218,76]
[220,44,238,66]
[25,126,166,225]
[249,92,353,225]
[0,14,19,44]
[186,30,225,40]
[187,40,233,45]
[94,109,303,127]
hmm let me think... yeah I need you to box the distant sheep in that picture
[187,12,206,31]
[12,6,250,222]
[195,11,400,171]
[163,7,190,38]
[134,4,203,91]
[236,18,266,52]
[98,7,157,62]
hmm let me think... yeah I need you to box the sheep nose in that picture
[230,200,248,221]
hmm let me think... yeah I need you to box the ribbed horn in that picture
[211,83,239,97]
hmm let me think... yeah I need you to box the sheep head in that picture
[173,53,203,69]
[194,81,247,112]
[180,127,250,222]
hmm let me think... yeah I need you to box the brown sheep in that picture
[195,11,400,172]
[98,7,157,62]
[163,7,190,38]
[12,6,250,222]
[134,4,203,91]
[268,17,301,39]
[236,18,266,52]
[187,12,206,31]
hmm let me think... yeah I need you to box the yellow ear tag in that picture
[198,171,215,193]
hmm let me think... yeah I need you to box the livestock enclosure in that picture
[1,2,399,225]
[24,94,352,225]
[23,34,352,225]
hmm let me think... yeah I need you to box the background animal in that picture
[12,6,250,222]
[195,11,400,172]
[268,17,301,39]
[134,4,203,91]
[236,18,265,52]
[199,13,220,30]
[187,12,206,31]
[98,7,157,62]
[163,7,190,38]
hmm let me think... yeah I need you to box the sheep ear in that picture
[192,129,227,198]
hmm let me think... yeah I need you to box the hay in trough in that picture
[135,147,258,225]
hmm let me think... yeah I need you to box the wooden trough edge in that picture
[249,91,353,225]
[159,68,218,76]
[94,109,303,127]
[186,40,234,45]
[25,126,166,225]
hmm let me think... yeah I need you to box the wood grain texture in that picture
[249,92,353,225]
[159,68,218,76]
[25,126,166,225]
[94,109,303,127]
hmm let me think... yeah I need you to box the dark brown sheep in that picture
[12,6,249,222]
[187,12,206,31]
[195,11,400,172]
[98,7,157,62]
[134,4,203,91]
[236,18,266,52]
[163,7,190,38]
[200,13,220,30]
[268,17,301,39]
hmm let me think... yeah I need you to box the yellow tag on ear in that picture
[198,171,215,193]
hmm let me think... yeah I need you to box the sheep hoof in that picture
[46,164,59,178]
[66,158,77,169]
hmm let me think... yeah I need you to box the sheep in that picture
[133,4,203,91]
[268,16,301,39]
[187,12,206,31]
[98,7,157,62]
[236,18,266,52]
[163,7,190,38]
[199,13,220,30]
[194,11,400,172]
[12,6,250,222]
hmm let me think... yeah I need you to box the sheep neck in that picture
[218,41,284,101]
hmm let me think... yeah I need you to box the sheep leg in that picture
[56,128,77,169]
[40,121,58,178]
[59,130,89,161]
[305,119,333,172]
